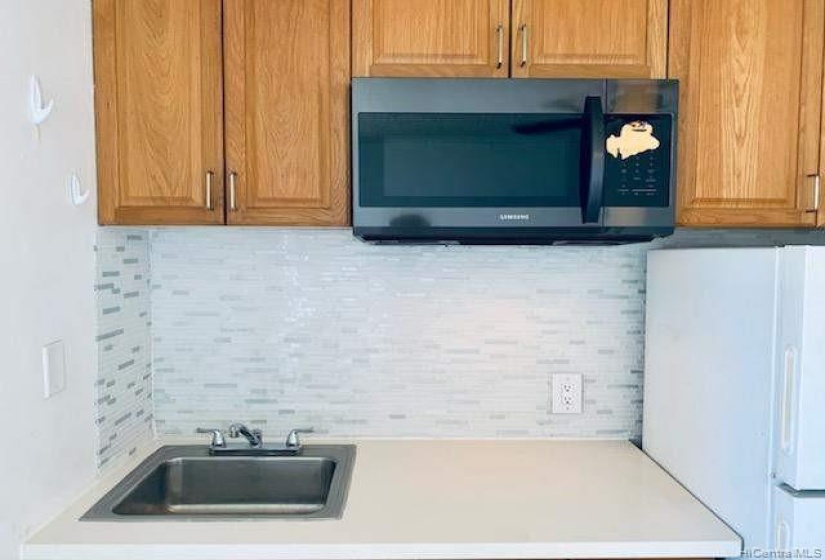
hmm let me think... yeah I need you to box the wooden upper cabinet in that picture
[672,0,824,227]
[94,0,224,225]
[511,0,668,78]
[224,0,350,225]
[353,0,665,79]
[353,0,511,77]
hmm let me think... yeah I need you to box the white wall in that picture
[0,0,98,558]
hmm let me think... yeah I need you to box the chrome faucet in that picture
[196,424,315,455]
[228,423,263,448]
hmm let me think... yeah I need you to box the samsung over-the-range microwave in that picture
[352,78,678,245]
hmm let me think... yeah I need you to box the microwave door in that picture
[355,112,595,226]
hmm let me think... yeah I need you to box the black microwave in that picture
[352,78,678,244]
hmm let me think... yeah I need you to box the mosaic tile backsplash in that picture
[95,227,825,448]
[95,229,153,468]
[150,229,649,440]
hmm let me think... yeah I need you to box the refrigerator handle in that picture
[780,346,798,455]
[774,515,790,552]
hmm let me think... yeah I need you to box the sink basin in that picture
[82,444,355,520]
[116,456,336,515]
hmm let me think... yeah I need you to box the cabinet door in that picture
[94,0,224,225]
[353,0,511,77]
[224,0,350,226]
[510,0,667,78]
[672,0,824,227]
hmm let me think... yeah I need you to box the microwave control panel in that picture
[603,115,673,208]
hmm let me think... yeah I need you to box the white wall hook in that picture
[68,173,90,206]
[29,75,54,126]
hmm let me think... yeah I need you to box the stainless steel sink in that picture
[81,444,355,520]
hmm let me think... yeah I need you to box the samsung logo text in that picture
[498,214,531,221]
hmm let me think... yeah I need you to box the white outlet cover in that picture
[42,340,67,398]
[552,373,583,414]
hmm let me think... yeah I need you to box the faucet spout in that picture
[228,423,263,448]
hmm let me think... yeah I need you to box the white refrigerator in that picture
[643,247,825,556]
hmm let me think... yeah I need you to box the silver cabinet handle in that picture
[496,24,504,69]
[808,174,822,212]
[205,171,215,211]
[228,171,238,211]
[519,24,528,67]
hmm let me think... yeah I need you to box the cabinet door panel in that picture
[353,0,510,77]
[511,0,667,78]
[224,0,350,226]
[672,0,824,227]
[95,0,224,225]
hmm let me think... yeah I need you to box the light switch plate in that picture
[552,373,583,414]
[42,340,67,398]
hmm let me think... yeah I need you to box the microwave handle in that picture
[580,96,605,224]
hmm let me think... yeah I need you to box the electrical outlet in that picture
[552,373,582,414]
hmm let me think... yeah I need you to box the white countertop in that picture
[23,439,741,560]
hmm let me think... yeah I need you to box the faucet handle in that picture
[285,427,315,449]
[196,428,227,448]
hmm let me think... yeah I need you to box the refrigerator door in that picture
[772,485,825,553]
[644,248,779,551]
[775,247,825,491]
